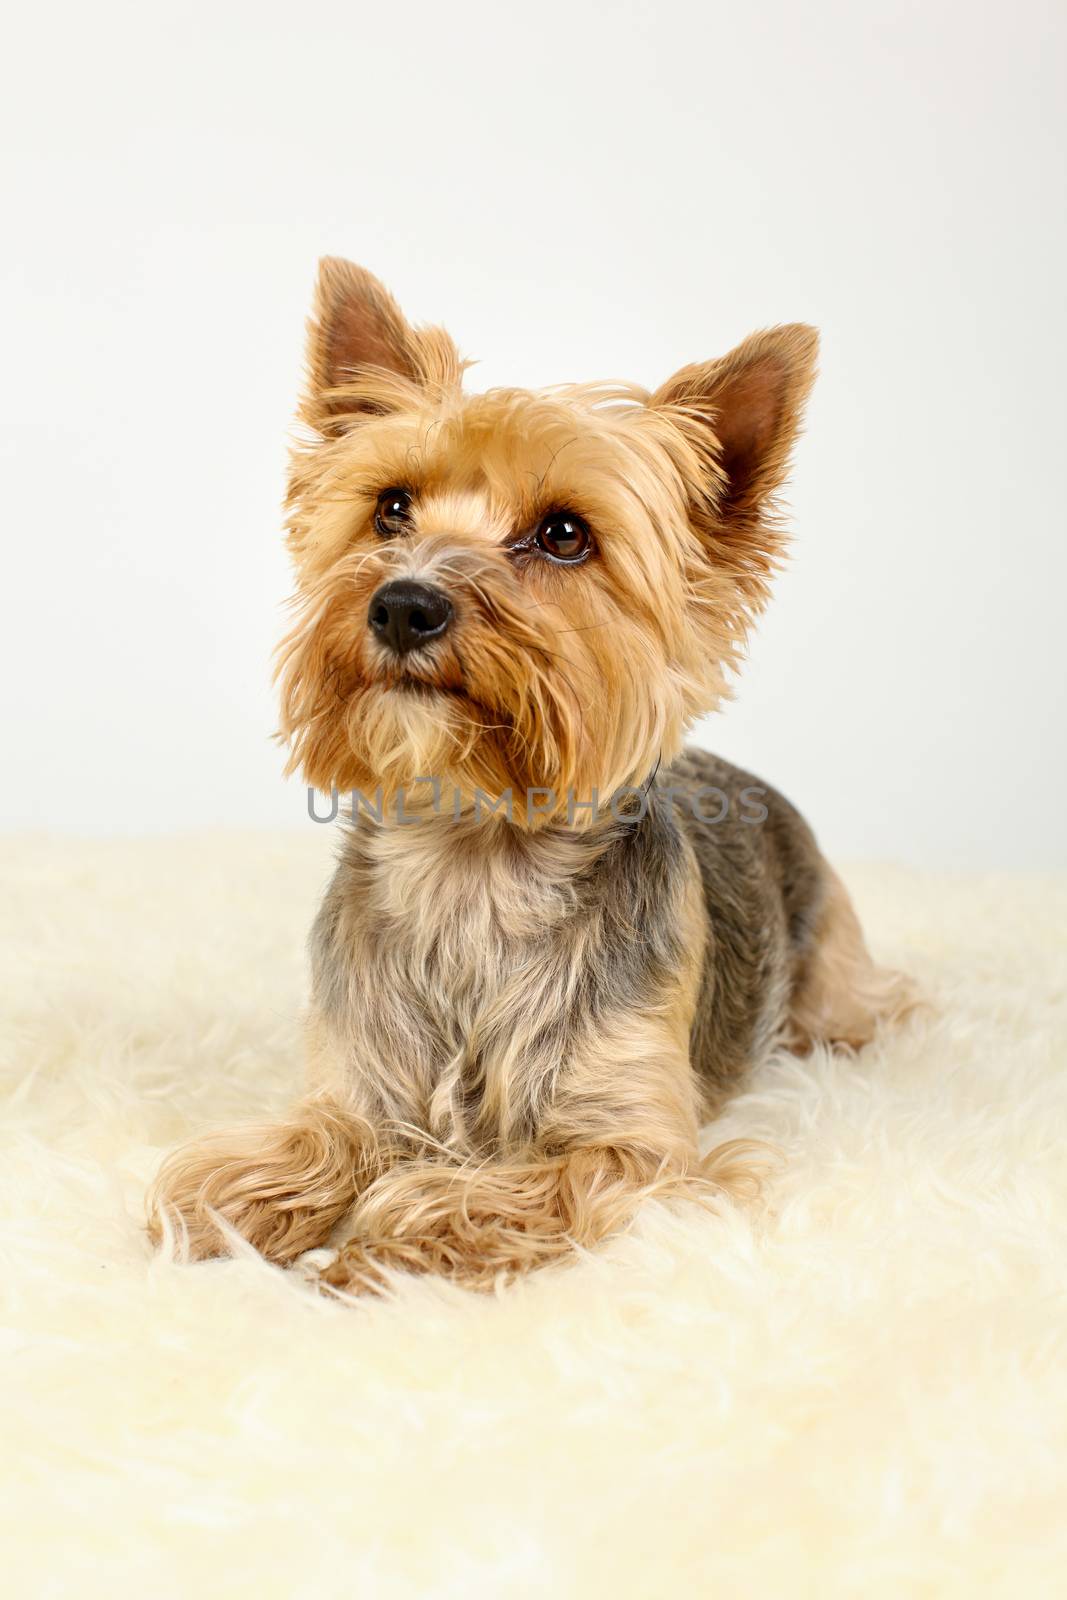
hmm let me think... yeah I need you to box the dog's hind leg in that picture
[786,867,918,1053]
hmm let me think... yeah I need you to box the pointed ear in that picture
[302,257,463,428]
[652,324,819,531]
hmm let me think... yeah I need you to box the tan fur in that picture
[278,261,815,820]
[787,869,920,1052]
[147,1094,378,1263]
[148,260,911,1293]
[321,1138,765,1297]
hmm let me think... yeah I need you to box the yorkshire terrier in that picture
[148,258,913,1291]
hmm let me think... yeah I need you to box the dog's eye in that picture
[535,511,591,563]
[374,487,413,537]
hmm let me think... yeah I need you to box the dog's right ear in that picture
[308,258,416,395]
[302,258,463,430]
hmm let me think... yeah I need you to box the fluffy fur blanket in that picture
[3,833,1065,1596]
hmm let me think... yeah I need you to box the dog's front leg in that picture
[321,1013,747,1294]
[535,1007,703,1168]
[146,1090,381,1264]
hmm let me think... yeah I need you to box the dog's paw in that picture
[147,1122,345,1264]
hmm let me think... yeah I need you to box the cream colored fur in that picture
[3,832,1065,1594]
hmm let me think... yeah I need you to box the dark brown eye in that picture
[535,511,591,563]
[374,487,413,537]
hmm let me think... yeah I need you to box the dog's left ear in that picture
[651,325,819,542]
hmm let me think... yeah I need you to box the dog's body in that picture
[149,261,912,1290]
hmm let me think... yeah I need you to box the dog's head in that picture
[278,259,817,822]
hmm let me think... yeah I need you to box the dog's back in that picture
[666,749,915,1097]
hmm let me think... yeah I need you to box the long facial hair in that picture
[277,259,818,826]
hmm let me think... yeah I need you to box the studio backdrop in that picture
[3,0,1064,868]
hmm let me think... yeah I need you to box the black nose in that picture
[367,579,454,657]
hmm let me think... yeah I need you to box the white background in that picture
[3,0,1064,867]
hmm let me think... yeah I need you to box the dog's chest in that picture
[314,823,589,1136]
[363,862,546,1042]
[311,811,691,1145]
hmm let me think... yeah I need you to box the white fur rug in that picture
[3,833,1065,1596]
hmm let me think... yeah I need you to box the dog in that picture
[148,258,913,1291]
